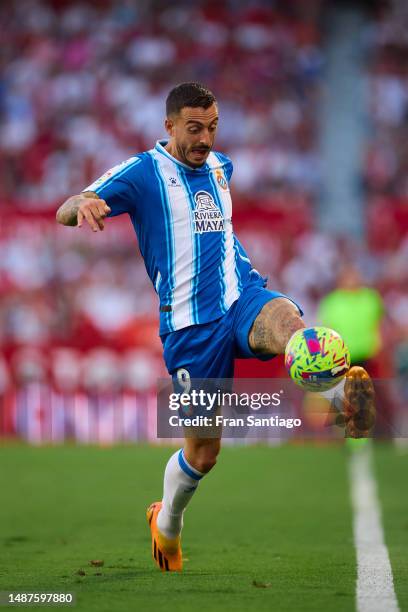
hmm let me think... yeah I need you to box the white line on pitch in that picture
[349,445,399,612]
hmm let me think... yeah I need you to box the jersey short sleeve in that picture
[82,156,143,217]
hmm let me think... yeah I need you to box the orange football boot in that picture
[146,502,182,572]
[343,366,376,438]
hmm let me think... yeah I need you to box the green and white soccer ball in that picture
[285,326,350,391]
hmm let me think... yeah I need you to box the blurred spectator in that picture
[395,334,408,399]
[363,0,408,252]
[0,0,324,206]
[317,265,384,367]
[0,0,406,442]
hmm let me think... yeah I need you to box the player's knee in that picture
[197,458,217,474]
[185,440,221,474]
[195,452,218,474]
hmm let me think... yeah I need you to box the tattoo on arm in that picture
[56,192,99,226]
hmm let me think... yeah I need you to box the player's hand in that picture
[77,197,111,231]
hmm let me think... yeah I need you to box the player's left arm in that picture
[222,154,304,356]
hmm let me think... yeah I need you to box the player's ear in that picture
[165,117,175,138]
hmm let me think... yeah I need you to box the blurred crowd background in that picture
[0,0,407,441]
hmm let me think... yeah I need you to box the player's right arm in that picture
[57,155,142,230]
[56,191,111,232]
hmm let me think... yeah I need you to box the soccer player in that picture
[56,82,372,572]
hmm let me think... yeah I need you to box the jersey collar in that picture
[155,140,209,173]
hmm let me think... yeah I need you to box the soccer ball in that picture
[285,326,350,391]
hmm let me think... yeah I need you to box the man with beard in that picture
[56,82,372,572]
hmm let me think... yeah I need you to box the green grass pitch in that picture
[0,443,407,611]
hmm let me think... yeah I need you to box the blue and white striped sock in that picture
[156,449,204,539]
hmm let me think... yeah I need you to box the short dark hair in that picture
[166,82,216,117]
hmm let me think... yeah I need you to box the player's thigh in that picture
[233,283,303,360]
[248,297,304,356]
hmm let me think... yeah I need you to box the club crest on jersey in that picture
[215,169,227,190]
[193,190,224,234]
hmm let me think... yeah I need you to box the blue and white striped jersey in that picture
[83,140,254,336]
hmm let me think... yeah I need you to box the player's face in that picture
[165,104,219,168]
